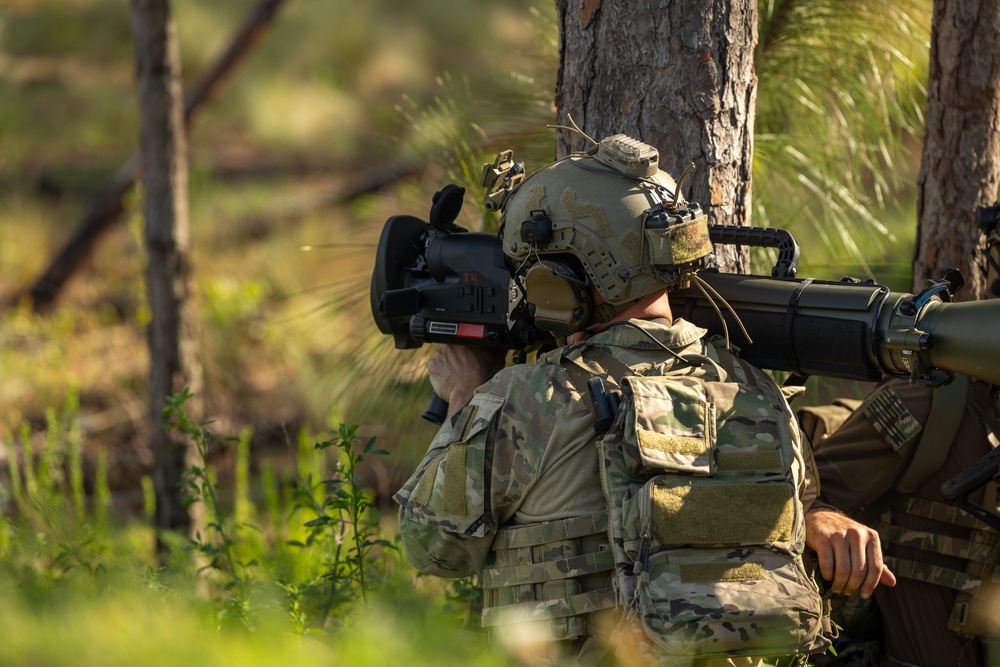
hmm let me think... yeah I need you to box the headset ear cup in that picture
[523,262,592,333]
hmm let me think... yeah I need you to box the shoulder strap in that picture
[896,374,971,493]
[559,345,634,427]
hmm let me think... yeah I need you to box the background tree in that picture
[555,0,757,273]
[130,0,202,543]
[913,0,1000,300]
[21,0,288,313]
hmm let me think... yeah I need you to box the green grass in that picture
[0,392,504,665]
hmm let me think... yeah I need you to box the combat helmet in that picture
[482,134,714,334]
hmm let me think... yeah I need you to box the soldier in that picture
[807,211,1000,667]
[807,377,1000,667]
[394,134,894,666]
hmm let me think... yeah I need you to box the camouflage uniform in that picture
[395,317,824,665]
[810,377,1000,667]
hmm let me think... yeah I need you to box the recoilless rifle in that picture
[371,184,1000,395]
[369,157,1000,520]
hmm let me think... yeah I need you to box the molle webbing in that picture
[481,513,616,635]
[898,496,995,531]
[491,512,610,549]
[883,556,982,593]
[876,522,996,566]
[482,550,615,588]
[879,497,999,594]
[480,587,618,629]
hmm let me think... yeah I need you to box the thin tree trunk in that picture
[22,0,288,313]
[130,0,203,547]
[914,0,1000,300]
[555,0,757,273]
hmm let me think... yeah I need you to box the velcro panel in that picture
[411,451,446,506]
[442,444,468,515]
[715,449,784,473]
[638,430,710,456]
[651,480,795,547]
[679,561,767,583]
[627,375,712,474]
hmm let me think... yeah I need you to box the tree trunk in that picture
[555,0,757,273]
[914,0,1000,301]
[130,0,203,546]
[22,0,288,313]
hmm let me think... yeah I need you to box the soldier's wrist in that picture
[806,500,844,516]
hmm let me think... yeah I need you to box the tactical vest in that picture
[875,496,1000,640]
[867,380,1000,650]
[480,513,618,642]
[481,337,831,660]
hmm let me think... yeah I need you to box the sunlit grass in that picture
[0,395,505,665]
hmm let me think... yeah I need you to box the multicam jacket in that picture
[394,317,822,652]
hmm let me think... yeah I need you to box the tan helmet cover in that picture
[499,135,713,308]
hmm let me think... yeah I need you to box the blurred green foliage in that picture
[0,0,552,483]
[0,391,508,665]
[0,1,942,659]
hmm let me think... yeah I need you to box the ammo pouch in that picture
[592,350,830,660]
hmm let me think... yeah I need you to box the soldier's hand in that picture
[804,506,897,599]
[428,345,507,417]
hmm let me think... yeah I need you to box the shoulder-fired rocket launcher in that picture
[372,186,1000,391]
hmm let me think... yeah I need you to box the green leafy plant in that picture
[288,423,396,628]
[164,388,260,630]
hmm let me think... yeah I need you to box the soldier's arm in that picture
[799,380,938,598]
[804,505,896,599]
[812,380,933,512]
[394,391,507,577]
[394,362,573,578]
[789,388,897,598]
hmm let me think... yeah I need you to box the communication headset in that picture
[522,259,593,334]
[513,210,594,334]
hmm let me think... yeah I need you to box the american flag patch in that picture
[861,385,923,451]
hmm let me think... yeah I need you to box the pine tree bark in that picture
[130,0,203,545]
[555,0,757,273]
[914,0,1000,300]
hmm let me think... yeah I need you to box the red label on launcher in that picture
[457,323,485,338]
